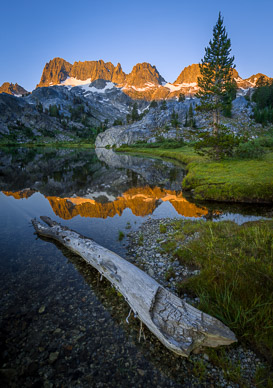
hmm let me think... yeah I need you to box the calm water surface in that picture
[0,147,271,387]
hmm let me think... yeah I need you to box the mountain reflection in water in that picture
[1,147,270,226]
[0,147,211,220]
[3,187,208,219]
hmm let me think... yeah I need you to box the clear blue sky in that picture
[1,0,273,91]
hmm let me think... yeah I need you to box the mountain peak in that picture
[37,57,72,87]
[125,62,166,87]
[246,73,272,85]
[174,64,200,84]
[112,63,126,84]
[174,64,240,85]
[0,82,28,96]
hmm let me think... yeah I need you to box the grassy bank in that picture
[117,145,273,203]
[159,219,273,366]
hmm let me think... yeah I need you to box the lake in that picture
[0,147,271,387]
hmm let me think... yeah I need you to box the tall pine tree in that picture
[195,13,237,159]
[197,12,235,131]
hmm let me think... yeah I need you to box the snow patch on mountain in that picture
[122,82,157,92]
[61,77,92,86]
[164,82,198,92]
[164,83,183,92]
[80,82,116,94]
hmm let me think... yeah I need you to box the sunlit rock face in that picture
[37,58,165,92]
[37,57,73,87]
[3,187,208,220]
[0,82,28,96]
[36,57,272,101]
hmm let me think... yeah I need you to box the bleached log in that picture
[32,216,237,357]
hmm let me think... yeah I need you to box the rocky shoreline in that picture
[126,217,268,387]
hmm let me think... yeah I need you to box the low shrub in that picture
[234,140,266,159]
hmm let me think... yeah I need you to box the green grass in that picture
[183,152,273,203]
[254,365,273,387]
[117,145,273,203]
[163,219,273,362]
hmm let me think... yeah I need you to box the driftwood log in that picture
[32,216,237,357]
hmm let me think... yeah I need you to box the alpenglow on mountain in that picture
[0,82,28,96]
[35,57,271,100]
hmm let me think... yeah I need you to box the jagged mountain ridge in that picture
[1,58,271,101]
[37,58,164,88]
[0,82,28,96]
[36,57,272,100]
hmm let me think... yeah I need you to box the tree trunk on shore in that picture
[32,216,237,357]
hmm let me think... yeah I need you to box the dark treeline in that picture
[252,76,273,125]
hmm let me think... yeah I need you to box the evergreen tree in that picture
[113,118,123,126]
[222,79,237,117]
[49,104,59,118]
[36,101,43,113]
[171,110,180,128]
[178,93,185,102]
[188,103,196,127]
[161,100,167,110]
[195,12,237,159]
[150,100,158,108]
[196,12,235,132]
[131,103,140,121]
[252,78,273,125]
[184,112,188,127]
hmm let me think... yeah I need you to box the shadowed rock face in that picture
[0,81,134,138]
[0,93,63,136]
[95,99,198,148]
